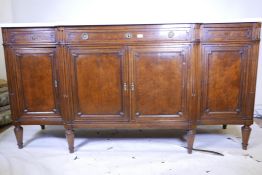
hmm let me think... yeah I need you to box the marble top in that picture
[0,18,261,27]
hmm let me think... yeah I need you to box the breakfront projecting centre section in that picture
[2,23,261,153]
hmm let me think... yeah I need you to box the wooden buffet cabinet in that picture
[1,22,261,153]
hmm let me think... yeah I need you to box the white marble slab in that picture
[0,18,261,27]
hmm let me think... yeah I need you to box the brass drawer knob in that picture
[81,33,89,40]
[168,31,175,38]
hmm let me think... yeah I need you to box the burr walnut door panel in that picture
[11,48,60,118]
[68,46,129,122]
[200,44,253,121]
[130,45,192,122]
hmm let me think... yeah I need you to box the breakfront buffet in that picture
[1,22,261,153]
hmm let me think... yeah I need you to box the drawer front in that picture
[6,28,56,44]
[201,24,253,42]
[65,25,192,44]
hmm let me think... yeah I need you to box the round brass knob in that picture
[81,33,89,40]
[168,31,175,38]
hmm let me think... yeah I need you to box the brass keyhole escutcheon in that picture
[125,32,132,39]
[31,35,38,40]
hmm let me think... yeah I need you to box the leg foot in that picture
[14,126,23,149]
[65,129,74,153]
[187,129,196,154]
[242,125,251,150]
[222,124,227,129]
[40,125,45,130]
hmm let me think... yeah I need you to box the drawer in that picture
[201,24,253,42]
[65,25,192,44]
[5,28,56,44]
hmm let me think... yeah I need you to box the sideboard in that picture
[1,22,261,153]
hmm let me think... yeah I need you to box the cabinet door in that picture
[200,44,252,122]
[130,45,193,122]
[11,48,60,118]
[68,46,129,122]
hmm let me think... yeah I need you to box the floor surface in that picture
[0,124,262,175]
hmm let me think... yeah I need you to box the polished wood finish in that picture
[130,45,191,122]
[68,46,129,122]
[4,46,62,124]
[200,45,251,120]
[15,48,59,113]
[200,23,254,42]
[187,129,196,154]
[14,126,23,149]
[4,28,56,44]
[242,125,251,150]
[64,24,192,44]
[2,23,260,153]
[65,129,74,153]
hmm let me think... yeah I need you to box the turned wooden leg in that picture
[242,125,251,150]
[14,126,23,149]
[222,124,227,129]
[187,129,196,154]
[40,125,45,130]
[65,129,74,153]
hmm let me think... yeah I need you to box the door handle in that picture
[123,82,128,91]
[130,82,135,91]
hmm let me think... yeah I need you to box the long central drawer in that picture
[64,24,193,44]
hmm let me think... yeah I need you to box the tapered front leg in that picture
[187,129,196,154]
[40,125,45,130]
[14,126,23,149]
[242,125,251,150]
[65,129,75,153]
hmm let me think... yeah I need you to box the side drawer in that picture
[4,28,56,44]
[200,23,254,42]
[64,25,193,44]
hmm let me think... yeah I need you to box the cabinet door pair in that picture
[66,45,193,123]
